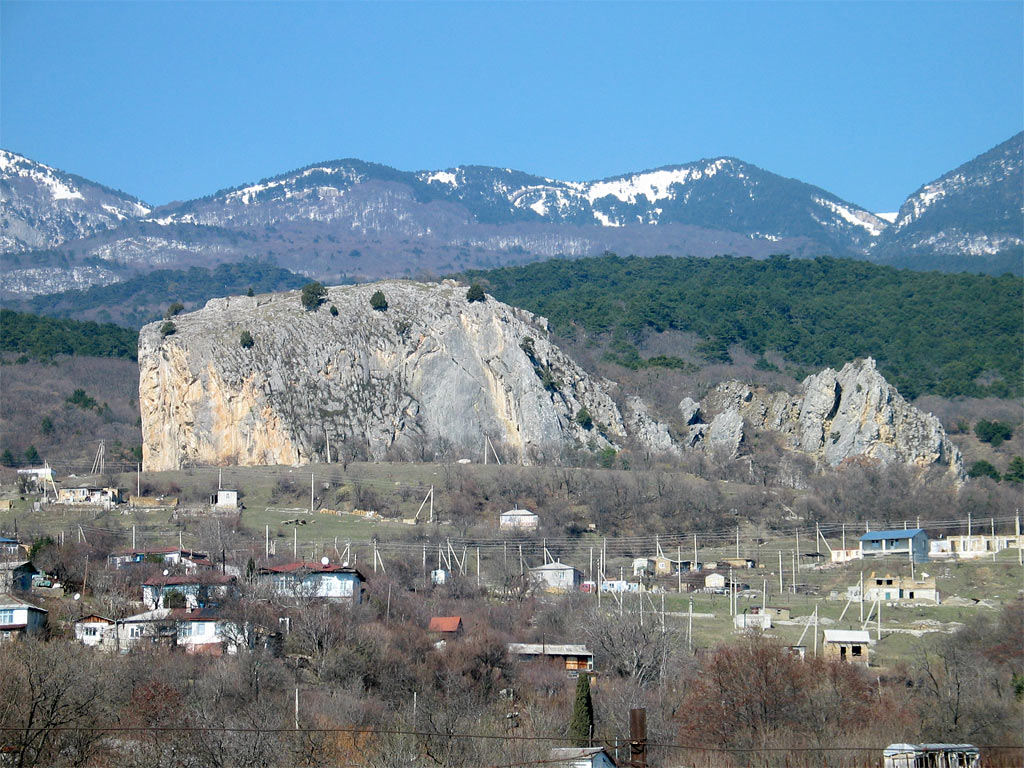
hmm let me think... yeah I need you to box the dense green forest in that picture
[0,310,138,361]
[25,261,308,328]
[463,254,1023,399]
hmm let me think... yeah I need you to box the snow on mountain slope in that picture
[0,150,150,252]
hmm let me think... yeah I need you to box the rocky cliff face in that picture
[139,280,654,470]
[689,358,964,480]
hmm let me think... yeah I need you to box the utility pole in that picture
[137,463,141,497]
[310,473,314,514]
[629,708,647,768]
[735,525,740,559]
[778,550,783,594]
[265,525,269,559]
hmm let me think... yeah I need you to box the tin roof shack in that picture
[822,629,872,666]
[929,534,1023,559]
[0,594,47,641]
[549,747,617,768]
[530,561,584,593]
[859,529,929,563]
[0,537,21,557]
[508,643,594,675]
[259,562,366,603]
[499,508,539,531]
[721,557,757,569]
[73,615,117,651]
[55,487,123,508]
[0,561,37,592]
[864,573,939,603]
[142,573,236,610]
[703,571,749,593]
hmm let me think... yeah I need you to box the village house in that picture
[499,507,539,531]
[863,573,939,603]
[142,573,236,610]
[0,593,47,641]
[428,616,464,639]
[0,561,37,592]
[530,561,584,593]
[0,537,21,557]
[822,629,872,665]
[259,562,366,602]
[73,614,117,651]
[108,547,211,571]
[929,533,1023,559]
[703,572,749,593]
[632,557,655,576]
[55,487,123,508]
[549,747,617,768]
[507,642,594,675]
[117,608,239,654]
[858,529,929,563]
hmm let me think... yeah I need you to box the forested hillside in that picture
[22,261,309,328]
[0,310,138,360]
[463,254,1023,399]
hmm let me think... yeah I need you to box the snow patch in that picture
[814,197,884,236]
[875,212,898,224]
[422,171,459,188]
[592,209,622,227]
[585,159,730,205]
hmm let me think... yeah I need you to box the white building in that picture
[549,747,616,768]
[734,612,772,630]
[499,508,539,531]
[0,593,47,641]
[73,615,117,650]
[530,561,583,593]
[212,489,239,509]
[929,534,1022,559]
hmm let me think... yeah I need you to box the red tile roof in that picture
[429,616,463,633]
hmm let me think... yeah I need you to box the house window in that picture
[178,623,193,638]
[196,623,207,636]
[0,609,13,625]
[851,645,862,657]
[84,626,97,636]
[130,626,141,638]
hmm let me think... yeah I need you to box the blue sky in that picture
[2,1,1021,212]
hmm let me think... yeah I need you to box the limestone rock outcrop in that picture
[690,358,964,479]
[139,280,656,470]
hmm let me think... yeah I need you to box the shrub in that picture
[329,305,339,317]
[301,282,327,311]
[246,286,255,297]
[1003,456,1024,484]
[160,321,176,337]
[968,460,1001,481]
[466,284,486,303]
[520,336,536,358]
[66,389,98,410]
[575,408,593,430]
[370,290,388,312]
[974,419,1014,447]
[240,330,254,349]
[164,301,184,319]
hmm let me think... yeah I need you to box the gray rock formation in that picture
[625,396,680,457]
[706,410,745,458]
[694,358,964,479]
[139,280,661,470]
[678,397,701,425]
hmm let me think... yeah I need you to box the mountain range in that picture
[1,132,1020,296]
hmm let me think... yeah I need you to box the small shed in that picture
[212,489,239,509]
[508,643,594,673]
[704,572,726,589]
[823,629,871,665]
[734,612,772,630]
[499,507,539,531]
[752,606,791,621]
[549,747,617,768]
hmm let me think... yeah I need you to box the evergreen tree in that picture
[160,321,177,337]
[466,283,486,303]
[240,330,254,348]
[968,460,1001,481]
[301,282,328,311]
[568,673,594,747]
[370,290,388,311]
[1004,456,1024,484]
[24,445,40,464]
[1,449,15,467]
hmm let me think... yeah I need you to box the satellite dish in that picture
[321,556,330,566]
[73,593,81,601]
[342,561,349,567]
[162,569,170,576]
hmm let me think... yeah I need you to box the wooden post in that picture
[629,708,647,768]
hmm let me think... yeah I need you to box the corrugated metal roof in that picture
[823,630,871,643]
[860,529,925,541]
[0,593,47,612]
[508,643,592,656]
